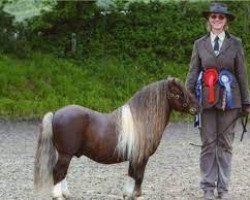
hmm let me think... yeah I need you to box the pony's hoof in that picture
[133,190,141,197]
[123,195,137,200]
[63,193,71,199]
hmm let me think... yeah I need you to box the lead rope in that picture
[189,114,244,148]
[187,115,201,146]
[189,118,202,147]
[187,116,191,136]
[186,116,191,146]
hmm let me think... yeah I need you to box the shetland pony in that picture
[34,78,198,200]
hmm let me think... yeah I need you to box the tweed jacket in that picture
[186,32,250,110]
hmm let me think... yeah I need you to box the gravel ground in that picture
[0,120,250,200]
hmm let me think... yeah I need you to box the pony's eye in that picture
[175,95,180,99]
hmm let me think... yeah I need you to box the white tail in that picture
[116,104,139,163]
[34,112,58,195]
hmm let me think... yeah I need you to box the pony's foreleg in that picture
[123,158,149,200]
[52,153,72,199]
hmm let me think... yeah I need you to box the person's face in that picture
[208,13,227,32]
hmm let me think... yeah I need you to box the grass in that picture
[0,52,189,119]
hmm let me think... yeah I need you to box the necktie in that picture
[214,36,219,51]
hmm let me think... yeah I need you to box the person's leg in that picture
[200,108,218,198]
[217,109,239,197]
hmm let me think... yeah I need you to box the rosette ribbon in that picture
[204,69,218,104]
[195,71,203,103]
[194,71,203,128]
[219,69,235,109]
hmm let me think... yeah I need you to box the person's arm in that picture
[235,40,250,103]
[185,41,201,94]
[235,40,250,114]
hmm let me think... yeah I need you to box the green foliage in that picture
[1,1,250,119]
[20,1,250,63]
[0,4,15,54]
[0,3,32,58]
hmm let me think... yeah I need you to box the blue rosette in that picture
[195,71,203,103]
[219,69,235,109]
[194,71,203,128]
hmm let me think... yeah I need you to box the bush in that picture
[1,1,250,118]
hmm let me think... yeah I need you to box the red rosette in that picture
[204,69,218,104]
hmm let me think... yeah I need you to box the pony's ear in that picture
[171,78,183,90]
[165,75,172,81]
[172,78,176,84]
[167,76,176,82]
[166,76,181,90]
[167,77,178,91]
[171,78,178,86]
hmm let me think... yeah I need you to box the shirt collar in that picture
[210,31,225,42]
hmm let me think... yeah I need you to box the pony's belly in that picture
[82,149,125,164]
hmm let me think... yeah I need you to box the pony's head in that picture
[167,78,199,115]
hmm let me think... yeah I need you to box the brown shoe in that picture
[204,190,215,200]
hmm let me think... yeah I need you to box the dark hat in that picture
[202,3,235,21]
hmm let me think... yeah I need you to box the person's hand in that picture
[242,104,250,116]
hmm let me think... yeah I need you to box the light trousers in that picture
[200,108,240,193]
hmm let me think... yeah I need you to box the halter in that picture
[167,92,196,114]
[167,93,187,106]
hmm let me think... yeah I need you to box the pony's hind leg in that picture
[123,158,149,200]
[52,153,72,200]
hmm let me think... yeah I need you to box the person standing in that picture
[186,3,250,200]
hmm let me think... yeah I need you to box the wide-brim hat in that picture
[202,3,235,21]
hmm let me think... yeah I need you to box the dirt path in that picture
[0,120,250,200]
